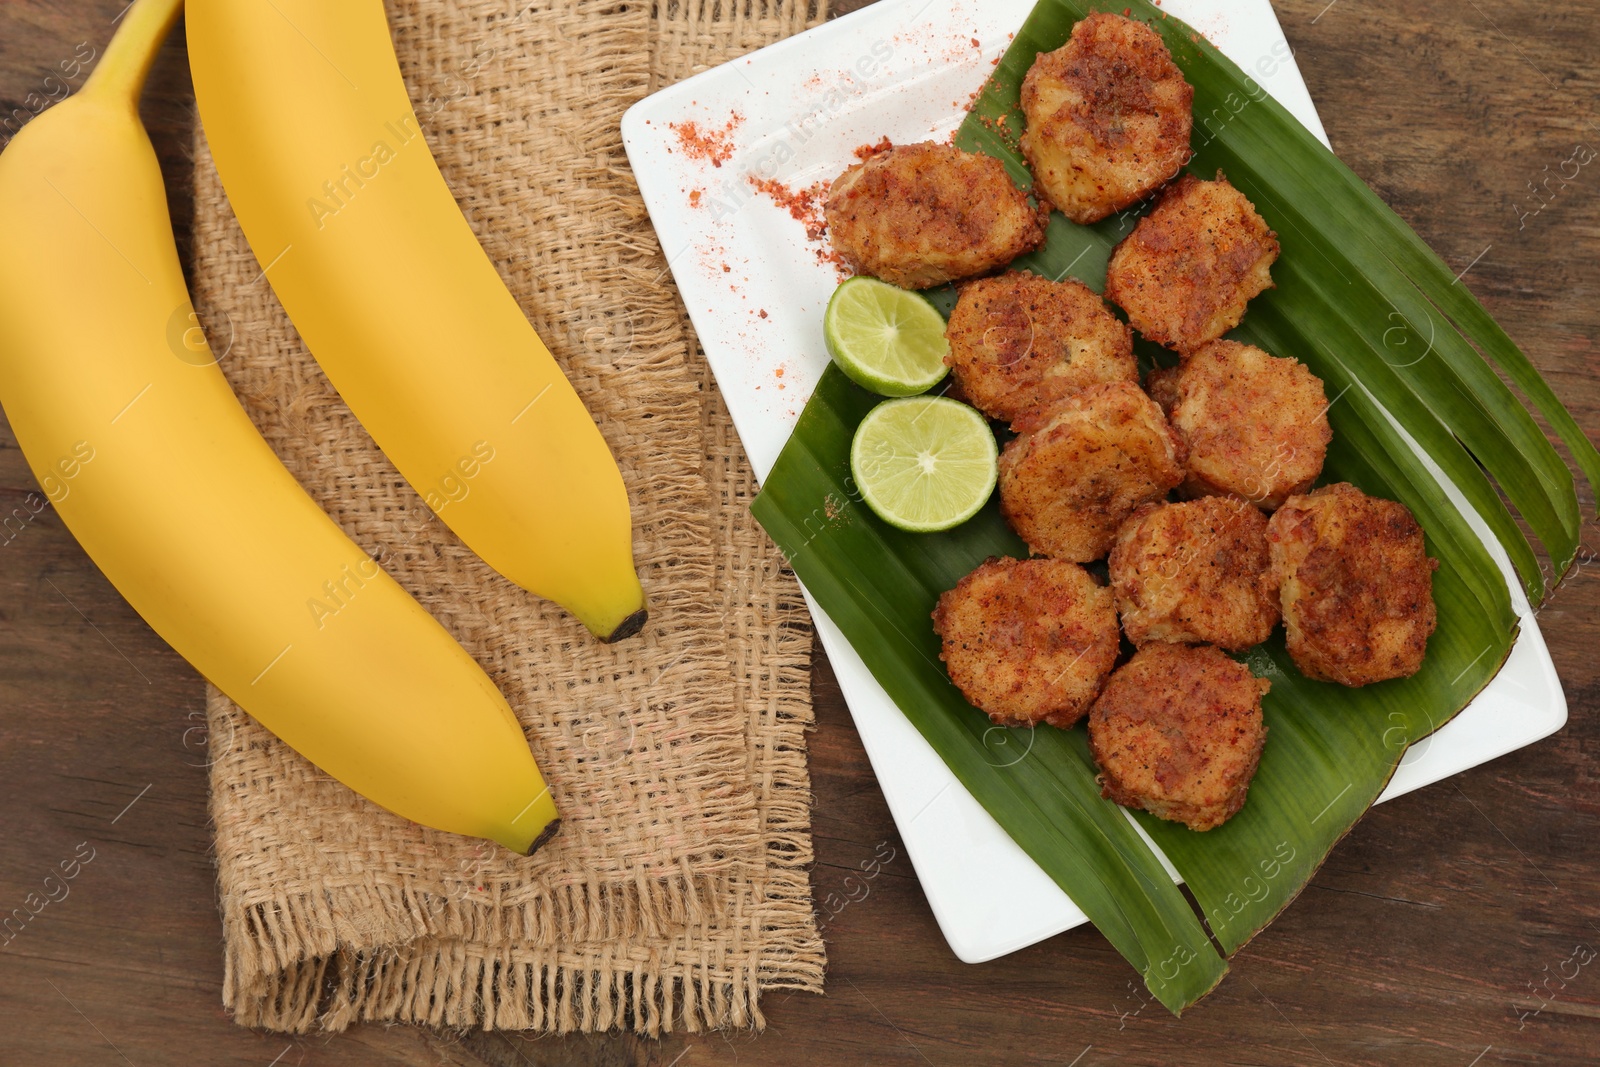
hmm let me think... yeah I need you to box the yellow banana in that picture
[187,0,648,643]
[0,0,558,855]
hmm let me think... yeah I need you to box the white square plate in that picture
[622,0,1567,963]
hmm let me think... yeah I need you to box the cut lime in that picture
[850,397,998,533]
[824,276,951,397]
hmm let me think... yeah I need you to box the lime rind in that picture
[824,276,951,397]
[849,396,999,533]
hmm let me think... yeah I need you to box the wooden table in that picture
[2,1,1596,1063]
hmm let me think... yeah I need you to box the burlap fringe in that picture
[220,866,733,984]
[238,945,776,1035]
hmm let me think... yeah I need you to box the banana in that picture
[0,0,558,855]
[187,0,648,643]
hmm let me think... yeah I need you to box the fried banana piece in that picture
[824,141,1047,290]
[1105,173,1279,354]
[1146,340,1332,510]
[1088,643,1269,832]
[1267,482,1439,686]
[1020,12,1194,224]
[944,271,1136,425]
[999,381,1185,562]
[1110,497,1280,651]
[933,557,1120,728]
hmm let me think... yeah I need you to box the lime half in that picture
[824,276,950,396]
[850,397,998,533]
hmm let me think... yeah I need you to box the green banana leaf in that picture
[751,0,1597,1015]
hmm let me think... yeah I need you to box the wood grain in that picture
[1,0,1596,1063]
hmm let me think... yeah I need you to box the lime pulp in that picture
[849,396,998,533]
[824,276,950,397]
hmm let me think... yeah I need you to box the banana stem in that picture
[82,0,185,107]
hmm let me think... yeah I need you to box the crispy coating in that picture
[1020,12,1194,224]
[1109,497,1280,651]
[932,557,1120,728]
[999,381,1185,562]
[944,272,1136,425]
[824,141,1048,290]
[1105,173,1279,354]
[1267,482,1439,686]
[1146,340,1332,510]
[1088,643,1269,831]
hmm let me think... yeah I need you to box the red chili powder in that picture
[746,176,848,278]
[668,113,743,168]
[854,136,894,160]
[747,175,831,242]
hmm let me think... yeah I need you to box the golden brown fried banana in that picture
[1105,173,1278,354]
[944,271,1136,425]
[999,381,1185,562]
[933,557,1119,729]
[1146,340,1332,510]
[1109,497,1280,651]
[1267,482,1439,686]
[824,141,1047,290]
[1088,643,1269,832]
[1021,12,1194,224]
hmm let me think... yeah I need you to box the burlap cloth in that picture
[192,0,829,1034]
